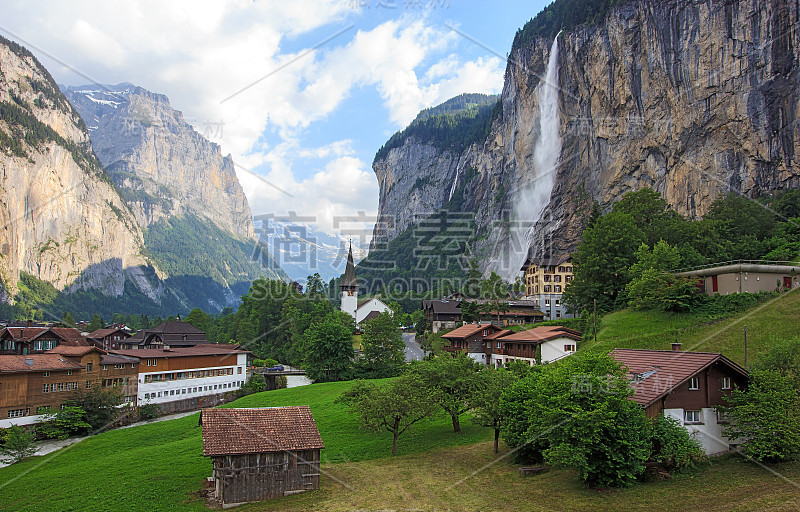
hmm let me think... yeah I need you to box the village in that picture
[1,245,798,508]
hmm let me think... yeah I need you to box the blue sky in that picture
[0,0,550,236]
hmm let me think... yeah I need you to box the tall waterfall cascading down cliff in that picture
[497,32,562,280]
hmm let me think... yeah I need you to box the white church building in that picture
[340,244,392,325]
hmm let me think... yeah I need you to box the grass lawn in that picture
[586,288,800,366]
[352,334,362,351]
[0,380,489,511]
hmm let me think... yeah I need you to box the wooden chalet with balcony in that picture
[611,346,749,455]
[86,328,132,351]
[119,321,208,350]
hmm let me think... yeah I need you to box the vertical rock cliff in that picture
[370,0,800,276]
[62,84,255,239]
[0,36,161,303]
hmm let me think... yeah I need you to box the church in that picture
[340,243,392,325]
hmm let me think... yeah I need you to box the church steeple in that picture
[340,242,358,319]
[341,242,357,290]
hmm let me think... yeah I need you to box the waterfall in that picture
[498,32,562,281]
[449,163,462,200]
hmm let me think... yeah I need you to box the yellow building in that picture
[520,255,574,319]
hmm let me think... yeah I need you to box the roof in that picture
[100,353,139,365]
[484,329,513,340]
[201,406,324,456]
[110,343,249,360]
[441,323,500,340]
[1,326,87,345]
[46,345,103,357]
[360,311,382,323]
[484,310,545,317]
[610,349,749,407]
[341,243,357,288]
[498,325,582,343]
[674,262,800,277]
[86,328,130,339]
[126,321,207,346]
[520,253,571,270]
[422,300,463,315]
[0,354,82,373]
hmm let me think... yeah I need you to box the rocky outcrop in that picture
[0,38,161,300]
[371,0,800,275]
[62,84,255,239]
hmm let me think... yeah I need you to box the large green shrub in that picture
[649,415,705,471]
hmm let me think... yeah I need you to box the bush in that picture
[722,369,800,463]
[240,374,266,395]
[0,425,38,464]
[649,415,705,471]
[36,406,92,439]
[139,403,161,421]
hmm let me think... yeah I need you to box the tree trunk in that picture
[392,431,399,455]
[452,414,461,433]
[494,427,500,454]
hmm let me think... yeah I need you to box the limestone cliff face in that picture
[62,84,255,239]
[371,0,800,271]
[0,38,161,300]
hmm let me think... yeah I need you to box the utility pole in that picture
[593,298,597,343]
[744,325,748,368]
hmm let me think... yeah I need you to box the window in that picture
[544,299,551,306]
[497,341,502,349]
[553,275,561,282]
[543,286,551,293]
[157,392,162,397]
[85,380,92,389]
[43,371,50,377]
[689,377,700,390]
[130,364,136,369]
[170,390,175,396]
[86,363,93,372]
[102,365,108,371]
[565,275,573,282]
[237,367,242,374]
[36,406,50,414]
[554,285,562,293]
[147,359,157,367]
[7,409,25,418]
[43,384,49,393]
[66,370,72,376]
[721,377,731,390]
[564,344,575,352]
[684,410,701,424]
[482,330,488,336]
[543,275,551,282]
[114,364,124,369]
[566,267,572,273]
[716,410,729,424]
[558,266,565,273]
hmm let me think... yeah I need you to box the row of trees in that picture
[339,341,800,486]
[564,189,800,315]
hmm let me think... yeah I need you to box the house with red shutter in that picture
[442,324,582,366]
[611,345,749,455]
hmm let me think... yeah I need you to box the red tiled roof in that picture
[499,326,582,343]
[440,323,500,340]
[47,345,103,357]
[610,349,748,407]
[484,329,513,340]
[0,354,82,373]
[110,343,249,359]
[201,406,324,456]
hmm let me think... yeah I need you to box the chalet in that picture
[111,344,249,406]
[441,323,504,365]
[473,299,545,326]
[611,346,749,455]
[119,321,207,350]
[674,261,800,295]
[0,326,88,355]
[86,328,132,351]
[0,345,115,428]
[98,353,139,403]
[201,406,324,505]
[487,326,583,366]
[422,299,463,333]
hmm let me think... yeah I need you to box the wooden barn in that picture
[200,406,324,506]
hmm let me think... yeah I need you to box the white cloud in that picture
[0,1,505,238]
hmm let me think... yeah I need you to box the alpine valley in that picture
[0,35,286,320]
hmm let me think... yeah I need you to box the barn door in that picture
[784,276,792,289]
